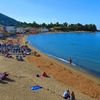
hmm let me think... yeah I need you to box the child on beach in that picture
[70,91,76,100]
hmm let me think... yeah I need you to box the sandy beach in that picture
[0,35,100,100]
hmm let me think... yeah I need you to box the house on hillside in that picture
[16,27,25,33]
[24,27,39,34]
[29,28,39,34]
[24,27,31,33]
[39,27,49,32]
[5,26,16,33]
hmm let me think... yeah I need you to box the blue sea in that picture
[27,32,100,77]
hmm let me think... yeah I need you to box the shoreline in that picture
[45,31,97,34]
[26,34,100,78]
[45,53,100,78]
[21,35,100,99]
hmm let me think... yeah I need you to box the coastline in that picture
[21,34,100,99]
[26,33,100,78]
[26,34,100,82]
[45,31,97,34]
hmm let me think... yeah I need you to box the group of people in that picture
[0,41,31,60]
[36,72,49,78]
[63,90,76,100]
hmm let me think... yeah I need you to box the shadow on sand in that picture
[0,78,15,84]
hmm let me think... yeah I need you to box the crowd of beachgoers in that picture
[0,39,31,61]
[0,38,32,81]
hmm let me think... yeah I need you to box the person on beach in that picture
[63,90,70,99]
[69,58,72,64]
[71,91,76,100]
[42,72,48,77]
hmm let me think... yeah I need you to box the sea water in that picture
[27,32,100,77]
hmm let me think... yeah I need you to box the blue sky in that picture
[0,0,100,28]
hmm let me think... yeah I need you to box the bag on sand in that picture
[31,85,42,90]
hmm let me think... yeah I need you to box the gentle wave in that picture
[47,53,76,66]
[45,53,100,77]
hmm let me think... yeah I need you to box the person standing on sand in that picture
[71,91,76,100]
[69,58,72,64]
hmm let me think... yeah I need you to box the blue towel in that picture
[31,85,42,90]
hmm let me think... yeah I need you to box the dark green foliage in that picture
[20,22,97,32]
[20,21,40,28]
[0,13,96,32]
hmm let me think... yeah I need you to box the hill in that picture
[0,13,20,26]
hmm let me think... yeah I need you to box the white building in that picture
[39,27,49,32]
[5,26,16,33]
[16,27,25,33]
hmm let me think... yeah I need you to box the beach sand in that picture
[0,36,99,100]
[23,36,100,99]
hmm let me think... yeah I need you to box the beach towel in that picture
[31,85,42,90]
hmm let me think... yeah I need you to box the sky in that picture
[0,0,100,29]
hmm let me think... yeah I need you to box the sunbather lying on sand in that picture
[0,72,9,80]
